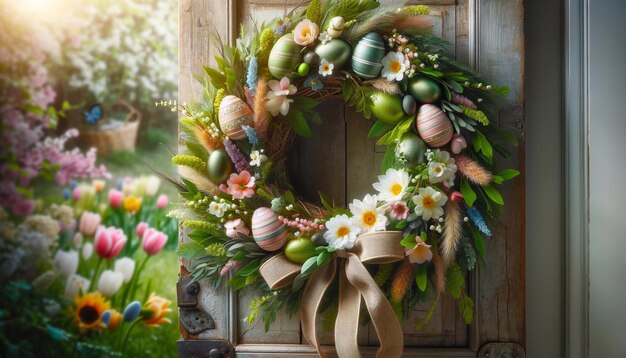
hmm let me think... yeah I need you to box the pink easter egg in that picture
[218,95,253,140]
[251,207,289,251]
[416,104,454,147]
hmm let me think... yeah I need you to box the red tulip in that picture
[94,226,127,259]
[142,228,167,256]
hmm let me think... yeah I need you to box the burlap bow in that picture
[260,231,406,357]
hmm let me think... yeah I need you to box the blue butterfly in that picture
[83,104,103,125]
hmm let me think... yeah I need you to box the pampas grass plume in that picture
[456,155,492,186]
[177,166,219,195]
[193,126,222,152]
[366,78,401,95]
[253,77,271,139]
[390,260,416,303]
[441,200,462,267]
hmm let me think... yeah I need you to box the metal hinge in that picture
[477,342,525,358]
[177,339,235,358]
[177,274,216,334]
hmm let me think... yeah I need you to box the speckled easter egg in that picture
[315,39,351,69]
[207,149,233,184]
[351,32,386,79]
[370,91,406,125]
[395,132,427,167]
[251,207,289,251]
[268,34,303,79]
[408,77,442,103]
[416,104,454,147]
[218,95,253,140]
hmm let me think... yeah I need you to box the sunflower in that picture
[142,293,172,327]
[73,292,110,333]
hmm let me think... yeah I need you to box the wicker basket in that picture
[81,100,141,157]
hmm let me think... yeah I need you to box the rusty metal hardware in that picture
[477,342,525,358]
[177,274,200,308]
[180,308,216,334]
[177,339,235,358]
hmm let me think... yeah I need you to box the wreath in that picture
[172,1,519,356]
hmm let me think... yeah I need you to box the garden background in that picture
[0,0,181,356]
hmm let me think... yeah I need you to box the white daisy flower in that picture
[412,187,448,221]
[372,168,410,203]
[318,59,334,77]
[208,201,226,218]
[349,194,388,233]
[323,214,362,250]
[249,150,267,167]
[427,149,457,187]
[381,51,410,81]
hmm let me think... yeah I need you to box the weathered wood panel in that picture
[179,0,525,354]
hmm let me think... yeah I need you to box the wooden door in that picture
[178,1,525,357]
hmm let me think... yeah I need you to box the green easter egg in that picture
[370,91,406,125]
[408,77,442,103]
[268,34,303,79]
[303,51,319,65]
[402,95,417,115]
[207,149,233,184]
[297,63,310,76]
[284,238,317,264]
[351,32,386,79]
[395,132,427,167]
[314,39,351,69]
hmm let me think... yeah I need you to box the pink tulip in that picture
[156,194,168,209]
[79,212,101,237]
[72,187,82,201]
[142,228,167,255]
[135,222,149,238]
[450,134,468,154]
[94,226,127,259]
[108,189,123,208]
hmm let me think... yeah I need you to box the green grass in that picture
[123,250,180,357]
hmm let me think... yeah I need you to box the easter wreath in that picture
[172,1,519,356]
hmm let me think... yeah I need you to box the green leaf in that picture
[460,179,477,207]
[381,145,396,172]
[419,68,444,77]
[368,120,389,138]
[400,235,416,248]
[470,226,486,257]
[203,66,226,89]
[497,169,520,181]
[239,260,261,277]
[415,265,427,292]
[483,185,504,205]
[287,108,313,137]
[301,256,318,275]
[317,250,330,266]
[491,175,504,184]
[177,242,206,259]
[445,263,464,299]
[460,294,474,324]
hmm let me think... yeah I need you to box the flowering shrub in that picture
[0,3,108,217]
[61,0,178,114]
[0,176,177,356]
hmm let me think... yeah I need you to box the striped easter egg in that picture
[351,32,386,79]
[416,104,454,147]
[218,95,253,140]
[268,34,303,79]
[251,207,289,251]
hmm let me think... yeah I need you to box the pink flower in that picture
[292,19,319,46]
[136,222,149,238]
[156,194,168,209]
[390,201,409,220]
[222,171,255,199]
[406,237,433,264]
[72,187,82,201]
[142,228,168,256]
[79,212,101,237]
[224,219,250,239]
[450,134,467,154]
[108,189,123,208]
[95,226,127,259]
[450,191,464,203]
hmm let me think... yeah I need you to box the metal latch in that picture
[177,274,215,334]
[177,339,235,358]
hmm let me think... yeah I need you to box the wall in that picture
[525,0,563,356]
[589,1,626,357]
